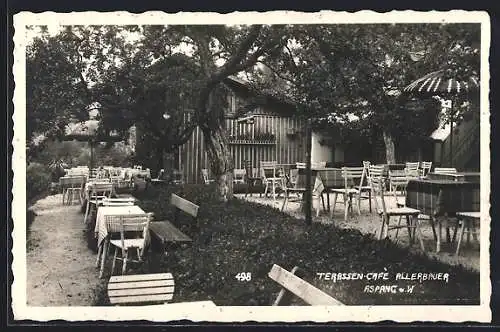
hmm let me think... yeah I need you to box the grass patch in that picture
[94,184,479,306]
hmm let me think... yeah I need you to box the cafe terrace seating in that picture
[371,172,425,251]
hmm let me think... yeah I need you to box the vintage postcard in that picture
[12,10,491,323]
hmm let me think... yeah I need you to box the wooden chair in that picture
[455,212,480,256]
[356,162,373,213]
[371,173,425,251]
[243,160,262,197]
[420,161,433,176]
[108,213,153,275]
[389,169,409,204]
[260,161,282,201]
[108,273,175,306]
[281,172,323,216]
[170,169,184,185]
[233,169,246,184]
[434,167,457,174]
[405,162,420,179]
[201,168,215,184]
[269,264,344,306]
[330,167,364,222]
[83,182,113,224]
[61,176,86,205]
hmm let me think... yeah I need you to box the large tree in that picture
[243,23,480,163]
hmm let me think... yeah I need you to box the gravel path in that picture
[27,194,101,306]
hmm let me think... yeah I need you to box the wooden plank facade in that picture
[179,110,307,184]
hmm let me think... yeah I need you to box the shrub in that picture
[26,162,51,202]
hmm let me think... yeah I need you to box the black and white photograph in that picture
[11,10,491,322]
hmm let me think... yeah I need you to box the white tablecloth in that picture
[94,205,146,247]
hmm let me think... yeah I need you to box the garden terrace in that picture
[92,184,479,306]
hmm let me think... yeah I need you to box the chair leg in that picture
[395,216,402,240]
[331,193,338,218]
[368,191,372,213]
[281,192,288,211]
[455,218,466,256]
[96,242,103,268]
[378,215,386,240]
[84,200,91,224]
[343,195,349,221]
[111,246,118,275]
[99,242,107,279]
[414,216,426,252]
[384,215,390,239]
[122,249,128,275]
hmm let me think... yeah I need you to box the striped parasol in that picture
[403,70,479,96]
[403,69,479,168]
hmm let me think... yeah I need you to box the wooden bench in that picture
[268,264,344,306]
[107,273,175,305]
[149,194,198,251]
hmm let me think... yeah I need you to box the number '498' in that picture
[235,272,252,281]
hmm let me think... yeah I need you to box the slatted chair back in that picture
[295,162,306,169]
[243,160,254,179]
[388,170,408,204]
[260,161,277,179]
[420,161,433,176]
[370,173,388,216]
[89,183,113,199]
[171,169,184,185]
[117,213,152,253]
[201,168,213,184]
[405,162,420,178]
[289,168,299,186]
[341,167,364,190]
[233,169,246,184]
[60,175,86,189]
[434,167,457,174]
[368,165,385,186]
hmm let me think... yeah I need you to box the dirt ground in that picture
[26,194,102,306]
[237,192,480,272]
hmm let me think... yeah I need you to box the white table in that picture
[95,205,147,278]
[94,205,146,247]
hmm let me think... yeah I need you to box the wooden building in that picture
[135,76,345,184]
[180,77,309,184]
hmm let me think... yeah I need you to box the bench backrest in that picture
[170,194,199,218]
[268,264,344,306]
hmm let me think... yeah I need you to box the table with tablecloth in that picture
[425,172,481,183]
[405,179,480,252]
[94,205,147,248]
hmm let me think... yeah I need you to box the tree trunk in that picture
[382,130,396,164]
[201,123,234,202]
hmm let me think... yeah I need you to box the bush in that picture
[26,162,51,202]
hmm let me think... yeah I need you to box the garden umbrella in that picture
[64,119,122,171]
[403,69,479,167]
